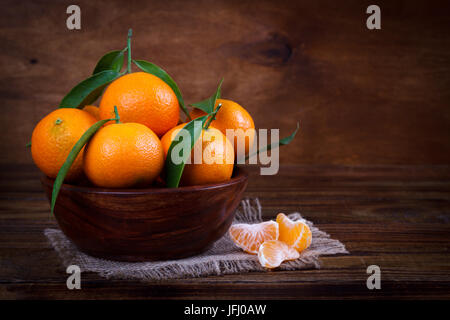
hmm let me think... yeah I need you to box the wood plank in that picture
[1,164,449,299]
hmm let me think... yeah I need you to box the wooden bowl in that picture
[41,167,248,262]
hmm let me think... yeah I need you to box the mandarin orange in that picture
[99,72,179,137]
[83,122,164,188]
[31,108,96,181]
[190,99,255,158]
[82,105,100,120]
[160,123,234,186]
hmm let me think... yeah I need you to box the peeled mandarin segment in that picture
[258,240,300,269]
[276,213,312,253]
[229,221,279,254]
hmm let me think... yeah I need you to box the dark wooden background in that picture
[1,0,449,166]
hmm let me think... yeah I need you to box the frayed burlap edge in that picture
[45,198,348,281]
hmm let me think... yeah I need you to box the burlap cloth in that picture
[45,198,348,280]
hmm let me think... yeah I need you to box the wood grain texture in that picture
[39,168,248,261]
[1,0,450,166]
[1,164,449,299]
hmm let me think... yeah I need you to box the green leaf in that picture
[93,50,125,74]
[190,79,223,114]
[51,117,117,214]
[88,49,125,103]
[59,70,120,108]
[203,101,223,130]
[165,115,209,188]
[244,122,300,161]
[26,141,31,148]
[133,59,190,120]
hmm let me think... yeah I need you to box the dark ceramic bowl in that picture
[41,167,248,262]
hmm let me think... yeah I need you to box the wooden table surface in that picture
[1,164,449,299]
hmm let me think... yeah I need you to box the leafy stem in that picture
[190,78,223,115]
[165,115,209,188]
[243,122,300,162]
[204,103,222,130]
[59,70,121,108]
[114,106,121,124]
[50,116,120,214]
[127,28,132,73]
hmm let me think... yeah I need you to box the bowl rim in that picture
[41,166,248,195]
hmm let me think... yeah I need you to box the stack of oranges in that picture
[31,71,255,188]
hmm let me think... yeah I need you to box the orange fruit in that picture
[99,72,180,137]
[190,99,255,158]
[161,123,234,186]
[229,221,279,254]
[160,123,187,156]
[83,122,164,188]
[31,108,96,181]
[258,240,300,269]
[82,105,100,120]
[276,213,312,252]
